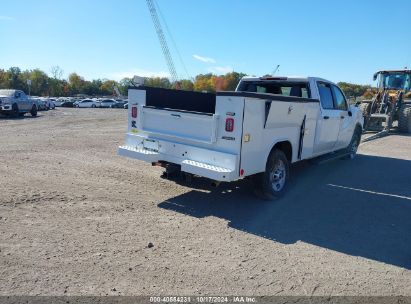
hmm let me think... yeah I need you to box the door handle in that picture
[340,116,345,119]
[323,116,329,120]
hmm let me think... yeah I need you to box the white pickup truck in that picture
[119,76,363,200]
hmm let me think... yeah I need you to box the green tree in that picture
[100,79,117,95]
[193,73,215,92]
[68,73,85,95]
[0,69,8,89]
[222,72,246,91]
[145,77,171,89]
[49,66,64,96]
[337,82,371,98]
[27,69,49,96]
[177,79,194,91]
[7,67,25,91]
[118,78,134,96]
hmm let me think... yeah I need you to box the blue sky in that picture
[1,0,410,84]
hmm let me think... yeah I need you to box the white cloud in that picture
[193,54,216,64]
[208,66,233,74]
[108,69,170,81]
[0,16,14,21]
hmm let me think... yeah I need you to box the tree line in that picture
[0,66,372,98]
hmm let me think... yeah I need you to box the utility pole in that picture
[27,79,32,96]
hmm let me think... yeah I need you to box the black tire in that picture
[359,102,371,128]
[253,149,289,200]
[398,105,411,133]
[30,105,37,117]
[359,102,371,115]
[91,104,96,108]
[11,103,19,118]
[344,127,362,160]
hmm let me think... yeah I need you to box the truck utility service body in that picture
[119,77,363,198]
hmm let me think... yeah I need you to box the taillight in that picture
[225,118,234,132]
[131,106,137,118]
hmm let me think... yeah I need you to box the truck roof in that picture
[376,70,411,74]
[240,76,334,84]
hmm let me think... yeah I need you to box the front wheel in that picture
[398,104,411,133]
[30,105,38,117]
[253,149,289,200]
[345,128,362,159]
[11,103,19,117]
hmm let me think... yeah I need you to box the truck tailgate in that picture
[140,106,219,144]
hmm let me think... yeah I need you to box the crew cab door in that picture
[313,82,341,154]
[331,84,353,150]
[16,91,29,110]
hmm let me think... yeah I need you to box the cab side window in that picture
[331,85,348,111]
[317,82,334,109]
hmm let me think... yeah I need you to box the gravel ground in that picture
[0,108,410,296]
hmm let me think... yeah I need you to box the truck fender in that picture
[265,140,293,166]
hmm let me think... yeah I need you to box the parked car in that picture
[0,89,37,117]
[35,98,48,111]
[119,76,364,200]
[55,98,68,107]
[76,99,97,108]
[44,98,56,109]
[61,100,76,107]
[111,101,127,108]
[99,99,117,108]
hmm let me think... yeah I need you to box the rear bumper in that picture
[118,136,239,182]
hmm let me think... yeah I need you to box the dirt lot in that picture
[0,108,410,296]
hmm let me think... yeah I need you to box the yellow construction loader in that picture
[359,70,411,140]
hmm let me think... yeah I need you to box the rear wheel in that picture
[253,149,289,200]
[398,104,411,133]
[30,104,37,117]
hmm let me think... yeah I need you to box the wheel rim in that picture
[270,159,286,192]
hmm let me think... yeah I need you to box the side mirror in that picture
[348,111,353,117]
[373,73,378,81]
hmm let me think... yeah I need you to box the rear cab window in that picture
[237,80,310,98]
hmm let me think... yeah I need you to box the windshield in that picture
[379,72,411,91]
[0,89,15,97]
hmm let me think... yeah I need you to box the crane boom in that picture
[146,0,178,83]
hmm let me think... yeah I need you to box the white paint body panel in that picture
[119,77,363,182]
